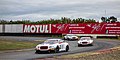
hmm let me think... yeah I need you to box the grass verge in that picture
[0,39,44,51]
[55,46,120,60]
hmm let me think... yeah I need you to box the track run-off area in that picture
[0,36,120,60]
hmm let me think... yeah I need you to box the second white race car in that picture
[64,34,78,41]
[35,39,69,53]
[78,37,94,46]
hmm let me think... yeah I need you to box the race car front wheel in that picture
[35,50,40,54]
[65,45,69,52]
[54,46,59,53]
[78,44,82,47]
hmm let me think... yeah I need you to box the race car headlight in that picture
[36,46,39,49]
[90,40,93,43]
[78,41,81,44]
[64,36,67,38]
[49,46,55,48]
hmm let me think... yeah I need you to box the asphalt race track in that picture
[0,36,120,60]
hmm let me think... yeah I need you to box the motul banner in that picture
[23,23,120,34]
[23,24,51,33]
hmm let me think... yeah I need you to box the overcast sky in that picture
[0,0,120,21]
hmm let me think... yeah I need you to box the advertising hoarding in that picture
[23,23,120,34]
[23,24,51,33]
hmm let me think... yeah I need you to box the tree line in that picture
[101,16,118,23]
[0,17,96,24]
[0,16,118,24]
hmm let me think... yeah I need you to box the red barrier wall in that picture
[23,23,120,34]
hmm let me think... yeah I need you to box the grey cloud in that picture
[0,0,120,21]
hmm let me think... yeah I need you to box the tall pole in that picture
[105,10,106,17]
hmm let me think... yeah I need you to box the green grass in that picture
[54,46,120,60]
[118,36,120,40]
[0,39,43,51]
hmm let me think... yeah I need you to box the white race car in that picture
[78,37,93,46]
[35,39,69,53]
[64,34,78,40]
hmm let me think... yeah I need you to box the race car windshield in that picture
[67,35,74,36]
[80,38,91,40]
[44,40,58,44]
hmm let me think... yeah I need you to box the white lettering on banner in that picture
[107,24,117,26]
[45,25,48,33]
[106,27,120,29]
[23,25,50,33]
[69,24,79,26]
[31,25,36,33]
[69,27,85,29]
[24,25,30,32]
[35,25,39,33]
[40,25,44,33]
[49,24,51,33]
